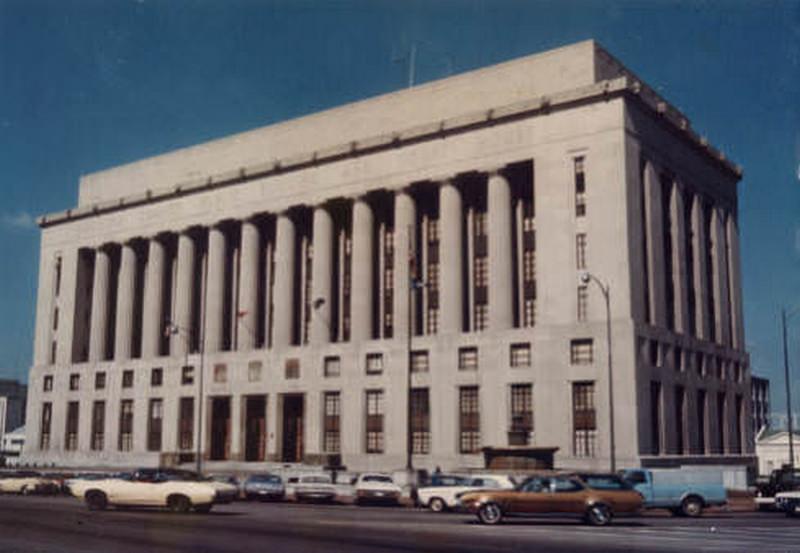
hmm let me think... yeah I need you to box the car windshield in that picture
[160,470,208,482]
[430,475,469,486]
[250,475,281,483]
[578,474,632,490]
[302,476,331,484]
[363,475,393,483]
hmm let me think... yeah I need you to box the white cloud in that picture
[1,211,37,230]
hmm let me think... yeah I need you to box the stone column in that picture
[670,182,690,334]
[712,208,731,346]
[114,242,136,360]
[172,230,195,358]
[487,169,514,330]
[142,237,165,358]
[238,219,260,350]
[643,161,667,328]
[310,206,333,345]
[88,246,111,362]
[726,214,745,350]
[438,179,463,334]
[230,394,242,461]
[350,198,374,342]
[272,213,295,349]
[393,190,416,338]
[205,224,226,354]
[691,196,711,340]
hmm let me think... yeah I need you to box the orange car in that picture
[459,473,643,526]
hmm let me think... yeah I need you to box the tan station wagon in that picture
[459,473,643,526]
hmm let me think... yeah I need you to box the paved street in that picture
[0,495,798,553]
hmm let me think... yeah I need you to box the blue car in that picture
[243,474,285,501]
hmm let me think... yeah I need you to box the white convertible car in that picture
[68,468,238,513]
[0,471,57,495]
[417,474,516,512]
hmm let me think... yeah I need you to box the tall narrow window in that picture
[410,388,430,454]
[65,401,79,451]
[661,176,675,331]
[734,394,744,454]
[323,392,341,453]
[716,392,726,454]
[574,157,586,217]
[683,191,696,337]
[459,386,480,453]
[521,214,536,328]
[473,211,489,331]
[577,285,588,322]
[425,217,440,335]
[147,399,163,452]
[572,381,596,457]
[179,397,194,451]
[118,399,134,452]
[675,385,685,454]
[91,401,105,451]
[509,384,533,446]
[650,381,662,455]
[40,402,52,450]
[365,390,384,454]
[54,255,63,296]
[697,389,707,454]
[576,233,587,270]
[382,228,395,338]
[43,375,53,392]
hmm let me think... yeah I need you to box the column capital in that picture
[484,164,507,177]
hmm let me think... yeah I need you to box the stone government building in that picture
[23,40,753,473]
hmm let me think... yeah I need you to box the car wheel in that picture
[429,497,447,513]
[168,494,192,514]
[681,496,703,518]
[85,491,108,511]
[194,504,213,514]
[585,503,613,526]
[477,502,504,525]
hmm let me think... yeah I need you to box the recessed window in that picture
[365,390,384,454]
[150,368,163,387]
[696,352,705,376]
[118,399,134,452]
[459,386,480,453]
[213,363,227,383]
[248,361,262,382]
[458,347,478,371]
[43,375,53,392]
[572,381,596,458]
[577,285,588,322]
[323,356,341,378]
[410,388,430,454]
[285,359,300,380]
[181,366,194,385]
[95,371,106,390]
[648,341,660,367]
[411,351,429,373]
[674,347,683,372]
[366,353,384,375]
[509,384,533,446]
[570,339,593,365]
[65,401,79,451]
[69,373,80,391]
[122,370,134,389]
[576,233,587,270]
[323,391,341,454]
[574,156,586,217]
[510,343,531,367]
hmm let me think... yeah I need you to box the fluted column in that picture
[238,220,260,350]
[205,225,226,354]
[643,161,666,327]
[310,206,333,345]
[670,182,690,334]
[114,242,136,360]
[172,231,195,357]
[350,198,374,341]
[272,213,295,348]
[393,190,416,338]
[439,179,463,334]
[487,169,514,330]
[712,208,731,346]
[88,246,110,362]
[726,214,745,349]
[691,196,711,340]
[142,237,165,358]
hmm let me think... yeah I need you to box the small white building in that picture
[755,428,800,475]
[1,425,26,467]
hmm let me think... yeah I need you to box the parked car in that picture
[418,474,516,512]
[70,468,238,513]
[755,466,800,510]
[294,473,336,503]
[619,468,726,517]
[775,490,800,517]
[243,473,285,501]
[353,473,402,505]
[459,473,643,526]
[0,471,56,495]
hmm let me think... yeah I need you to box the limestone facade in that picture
[23,40,753,472]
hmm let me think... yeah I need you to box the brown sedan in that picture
[459,473,643,526]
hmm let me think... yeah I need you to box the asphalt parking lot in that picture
[1,494,798,553]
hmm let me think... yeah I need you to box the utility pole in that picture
[782,308,796,469]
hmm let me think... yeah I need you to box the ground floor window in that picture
[410,388,430,455]
[323,392,341,454]
[572,381,596,458]
[91,401,105,451]
[459,386,480,453]
[365,390,384,454]
[119,399,134,452]
[65,401,79,451]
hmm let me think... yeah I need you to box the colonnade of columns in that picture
[70,166,534,365]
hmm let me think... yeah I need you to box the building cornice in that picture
[38,75,742,229]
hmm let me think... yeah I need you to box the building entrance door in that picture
[210,397,231,461]
[244,395,267,462]
[281,394,304,463]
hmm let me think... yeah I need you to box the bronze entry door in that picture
[281,394,304,463]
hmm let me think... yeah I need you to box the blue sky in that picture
[1,0,798,414]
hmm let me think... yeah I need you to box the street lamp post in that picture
[580,272,616,473]
[782,307,799,469]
